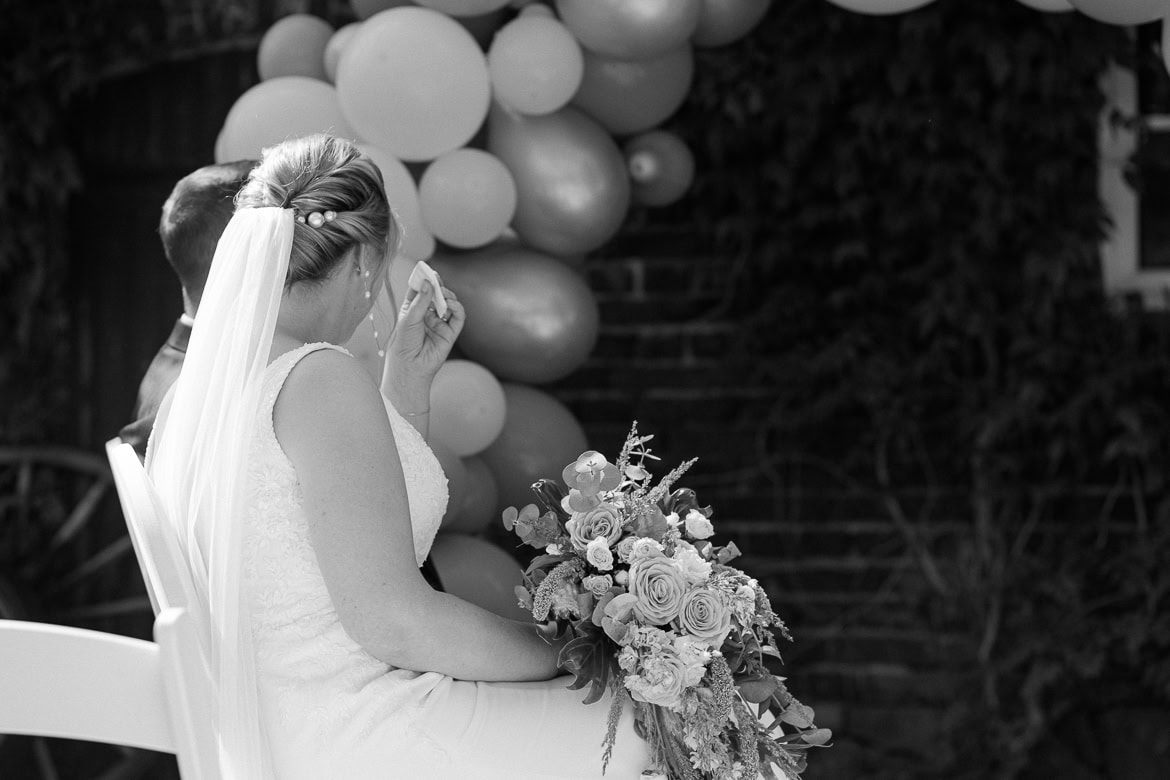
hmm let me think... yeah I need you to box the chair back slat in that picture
[104,438,221,779]
[0,616,172,753]
[105,438,199,616]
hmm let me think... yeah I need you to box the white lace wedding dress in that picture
[242,344,654,779]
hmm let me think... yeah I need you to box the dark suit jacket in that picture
[119,316,191,460]
[117,316,446,590]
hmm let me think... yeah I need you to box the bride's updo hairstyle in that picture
[235,134,397,287]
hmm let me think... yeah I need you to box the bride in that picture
[146,134,653,779]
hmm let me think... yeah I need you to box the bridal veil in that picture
[147,206,292,779]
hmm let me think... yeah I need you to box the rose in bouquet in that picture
[502,424,831,779]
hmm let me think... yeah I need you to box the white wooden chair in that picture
[0,607,218,780]
[105,438,199,616]
[103,437,219,778]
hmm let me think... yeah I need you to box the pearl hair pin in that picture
[295,209,337,228]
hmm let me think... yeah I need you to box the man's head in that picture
[160,160,256,313]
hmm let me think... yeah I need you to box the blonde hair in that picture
[235,134,398,286]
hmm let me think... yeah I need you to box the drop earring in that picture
[363,269,384,358]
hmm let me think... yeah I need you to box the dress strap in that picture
[264,342,351,403]
[258,343,354,454]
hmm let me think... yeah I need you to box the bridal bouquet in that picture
[502,424,830,779]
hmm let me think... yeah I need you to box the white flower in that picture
[627,537,666,564]
[673,544,712,585]
[585,536,615,571]
[614,570,629,586]
[550,581,583,619]
[664,511,681,528]
[684,509,714,540]
[546,543,563,556]
[672,634,712,687]
[582,573,613,596]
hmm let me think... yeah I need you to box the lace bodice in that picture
[241,343,447,732]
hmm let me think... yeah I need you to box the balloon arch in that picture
[213,0,1168,613]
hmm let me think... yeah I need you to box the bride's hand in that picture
[382,281,465,411]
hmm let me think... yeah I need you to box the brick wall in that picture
[554,226,988,778]
[550,224,1162,778]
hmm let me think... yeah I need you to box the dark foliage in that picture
[650,1,1170,777]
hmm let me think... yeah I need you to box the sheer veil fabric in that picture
[147,207,293,779]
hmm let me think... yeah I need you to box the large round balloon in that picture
[429,359,508,456]
[823,0,936,13]
[555,0,701,60]
[337,7,491,161]
[258,14,333,82]
[429,534,527,620]
[488,13,584,116]
[445,455,499,533]
[488,104,630,255]
[324,23,362,83]
[430,242,600,383]
[1068,0,1167,24]
[419,149,517,249]
[359,145,436,261]
[624,130,695,207]
[692,0,772,47]
[480,383,589,513]
[216,77,357,163]
[571,45,695,136]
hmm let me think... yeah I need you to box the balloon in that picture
[431,242,600,383]
[517,2,553,15]
[336,7,491,161]
[488,104,630,255]
[416,0,511,16]
[419,149,517,249]
[428,359,508,456]
[488,14,584,115]
[428,534,527,620]
[1164,16,1170,76]
[571,45,695,136]
[445,455,499,533]
[1067,0,1169,24]
[215,77,357,163]
[257,14,333,82]
[692,0,772,47]
[430,441,470,529]
[359,145,435,261]
[351,0,413,20]
[324,23,362,83]
[480,383,589,513]
[823,0,937,13]
[1014,0,1074,10]
[455,9,509,49]
[555,0,701,60]
[624,130,695,207]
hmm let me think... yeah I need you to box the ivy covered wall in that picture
[625,2,1170,778]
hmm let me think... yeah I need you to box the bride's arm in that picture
[275,348,563,682]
